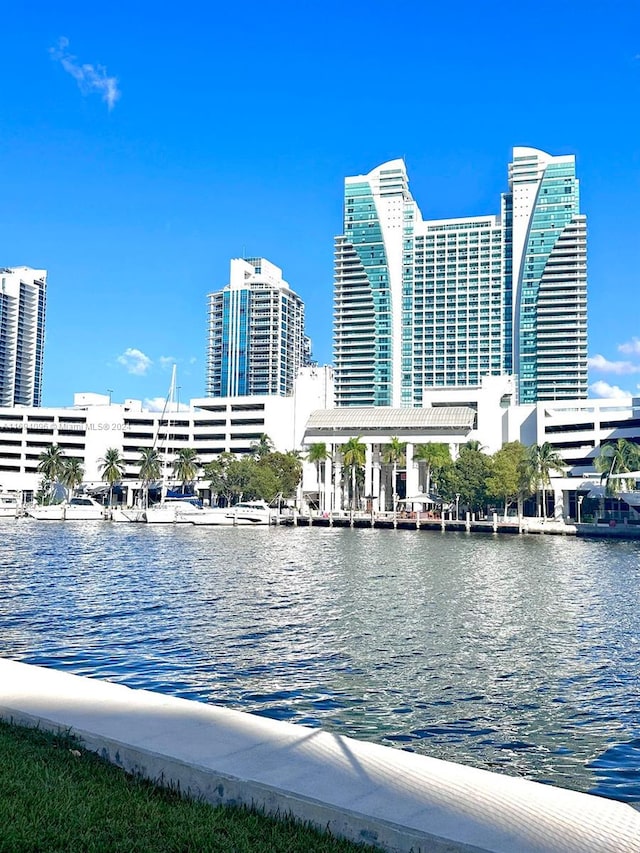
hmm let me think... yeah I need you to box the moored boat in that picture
[0,491,21,518]
[144,496,204,524]
[190,500,274,526]
[110,507,146,523]
[26,495,105,521]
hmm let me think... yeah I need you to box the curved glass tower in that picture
[505,147,587,404]
[334,160,418,407]
[334,149,587,407]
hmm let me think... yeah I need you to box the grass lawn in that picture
[0,720,369,852]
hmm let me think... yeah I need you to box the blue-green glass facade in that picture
[219,289,249,396]
[335,151,587,408]
[509,161,581,404]
[343,183,393,405]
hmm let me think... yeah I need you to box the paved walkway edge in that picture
[1,658,639,853]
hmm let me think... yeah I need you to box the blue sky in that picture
[1,0,639,407]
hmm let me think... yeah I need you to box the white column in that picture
[323,454,332,514]
[365,444,373,509]
[333,448,342,512]
[373,445,381,512]
[405,442,418,499]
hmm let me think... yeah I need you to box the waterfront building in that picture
[207,258,307,398]
[301,385,640,518]
[0,267,47,407]
[0,366,333,503]
[302,406,477,513]
[334,148,587,407]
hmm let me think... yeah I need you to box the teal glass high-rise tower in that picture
[207,258,306,398]
[333,148,587,406]
[505,148,587,404]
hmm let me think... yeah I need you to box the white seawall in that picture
[1,658,638,852]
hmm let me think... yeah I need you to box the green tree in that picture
[99,448,125,507]
[527,442,565,519]
[203,453,235,505]
[138,447,161,508]
[260,451,302,501]
[226,457,254,502]
[249,433,275,460]
[306,442,330,511]
[486,441,530,519]
[595,439,640,495]
[439,445,493,514]
[37,444,66,504]
[341,437,366,511]
[60,457,85,502]
[414,442,451,496]
[248,463,280,503]
[173,447,200,494]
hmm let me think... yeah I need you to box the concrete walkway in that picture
[1,658,639,853]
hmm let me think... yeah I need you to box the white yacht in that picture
[144,497,204,524]
[65,496,106,520]
[26,503,66,520]
[0,491,21,518]
[27,496,105,521]
[190,500,274,527]
[110,507,146,523]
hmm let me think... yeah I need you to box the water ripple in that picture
[1,519,639,803]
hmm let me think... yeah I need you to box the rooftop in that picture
[306,406,476,432]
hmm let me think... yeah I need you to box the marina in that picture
[1,519,639,805]
[7,499,640,539]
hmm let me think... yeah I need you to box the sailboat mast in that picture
[161,365,177,501]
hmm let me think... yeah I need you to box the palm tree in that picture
[138,447,161,508]
[37,444,66,504]
[527,442,565,519]
[250,433,274,460]
[60,457,85,502]
[341,437,366,511]
[595,439,640,495]
[383,437,406,512]
[99,448,125,507]
[461,439,486,452]
[173,447,200,494]
[414,442,451,496]
[306,442,330,512]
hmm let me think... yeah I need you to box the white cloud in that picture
[117,348,152,376]
[618,337,640,356]
[587,353,640,374]
[158,356,176,369]
[143,396,167,412]
[144,397,189,413]
[50,37,120,110]
[589,380,632,399]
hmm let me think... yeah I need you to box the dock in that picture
[277,511,640,540]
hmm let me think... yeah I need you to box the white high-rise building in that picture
[207,258,306,398]
[0,267,47,407]
[334,148,587,406]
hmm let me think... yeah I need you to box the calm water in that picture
[1,519,639,804]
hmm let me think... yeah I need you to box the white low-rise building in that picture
[1,364,638,521]
[0,367,334,503]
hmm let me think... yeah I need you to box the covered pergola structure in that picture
[302,407,476,513]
